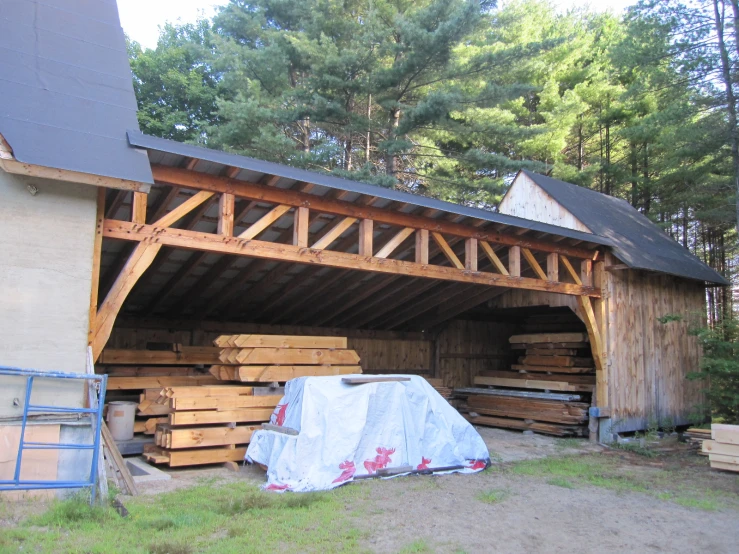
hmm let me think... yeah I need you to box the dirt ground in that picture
[3,427,738,553]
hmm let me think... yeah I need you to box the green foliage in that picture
[689,320,739,423]
[476,488,509,504]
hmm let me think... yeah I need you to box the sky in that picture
[118,0,637,50]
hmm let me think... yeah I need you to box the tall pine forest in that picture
[128,0,739,325]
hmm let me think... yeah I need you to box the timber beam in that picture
[151,165,599,259]
[102,219,602,298]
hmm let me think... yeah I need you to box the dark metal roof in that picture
[520,170,729,285]
[0,0,152,183]
[126,130,611,248]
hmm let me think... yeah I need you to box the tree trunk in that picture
[386,107,401,179]
[630,141,638,207]
[366,93,372,164]
[713,0,739,235]
[642,142,651,215]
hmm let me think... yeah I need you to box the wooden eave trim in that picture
[102,219,602,298]
[151,165,600,259]
[0,158,151,193]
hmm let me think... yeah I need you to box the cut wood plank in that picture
[107,375,221,390]
[213,334,348,349]
[510,364,595,374]
[524,349,578,356]
[144,417,168,434]
[474,376,594,393]
[100,349,220,365]
[509,333,589,344]
[712,424,739,444]
[464,414,585,437]
[144,445,248,467]
[519,355,578,367]
[159,425,259,449]
[342,376,411,384]
[707,453,739,465]
[703,440,739,457]
[159,385,254,400]
[169,408,274,425]
[170,395,281,411]
[104,366,202,377]
[137,400,172,416]
[477,370,595,385]
[709,461,739,472]
[510,342,589,349]
[211,364,360,382]
[101,421,138,496]
[218,348,360,365]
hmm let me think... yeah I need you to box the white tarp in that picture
[246,375,490,492]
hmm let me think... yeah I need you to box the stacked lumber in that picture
[425,378,452,400]
[702,424,739,472]
[461,332,593,437]
[142,385,281,467]
[208,334,362,382]
[684,427,711,453]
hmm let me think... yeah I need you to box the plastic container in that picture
[106,401,137,441]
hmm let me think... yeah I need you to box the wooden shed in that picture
[0,0,728,488]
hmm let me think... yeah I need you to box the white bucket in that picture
[106,401,137,441]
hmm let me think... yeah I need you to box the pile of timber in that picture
[702,424,739,472]
[461,332,593,437]
[208,334,362,382]
[142,385,282,467]
[684,427,712,453]
[425,378,452,400]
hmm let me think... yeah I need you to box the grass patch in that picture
[14,482,363,553]
[555,438,586,451]
[547,477,575,489]
[476,488,509,504]
[509,453,739,511]
[399,539,433,553]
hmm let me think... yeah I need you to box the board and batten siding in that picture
[0,171,98,419]
[499,172,592,234]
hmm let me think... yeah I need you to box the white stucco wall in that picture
[0,170,97,418]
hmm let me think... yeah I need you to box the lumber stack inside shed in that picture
[98,334,362,467]
[209,334,362,382]
[460,332,594,436]
[702,424,739,472]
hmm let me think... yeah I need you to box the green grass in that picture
[546,477,575,489]
[2,480,367,553]
[476,488,509,505]
[509,453,739,511]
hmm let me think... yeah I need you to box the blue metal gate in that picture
[0,366,107,503]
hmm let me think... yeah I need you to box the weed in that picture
[547,477,575,488]
[476,489,508,504]
[556,438,586,451]
[31,493,115,528]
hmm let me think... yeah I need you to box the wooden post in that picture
[593,260,608,411]
[132,191,147,224]
[293,207,309,247]
[218,193,235,236]
[88,188,106,345]
[359,219,373,257]
[508,245,521,277]
[415,229,429,264]
[581,260,593,286]
[465,238,478,271]
[546,252,558,281]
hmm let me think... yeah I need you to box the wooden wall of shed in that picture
[436,320,518,388]
[490,267,706,432]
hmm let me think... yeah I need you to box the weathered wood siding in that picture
[499,172,592,234]
[604,268,705,431]
[437,320,518,388]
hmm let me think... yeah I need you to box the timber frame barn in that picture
[0,0,728,487]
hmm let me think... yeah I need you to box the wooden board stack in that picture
[425,378,452,400]
[684,427,711,454]
[142,385,282,467]
[463,332,593,437]
[208,334,362,382]
[702,424,739,472]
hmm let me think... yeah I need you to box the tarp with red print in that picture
[245,375,490,492]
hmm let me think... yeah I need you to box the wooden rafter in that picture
[238,204,292,240]
[521,248,547,280]
[480,241,508,275]
[432,232,464,269]
[151,165,600,259]
[311,217,357,250]
[411,286,510,331]
[375,227,415,258]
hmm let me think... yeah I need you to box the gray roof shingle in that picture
[0,0,152,183]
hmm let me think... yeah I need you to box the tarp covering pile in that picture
[246,375,490,491]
